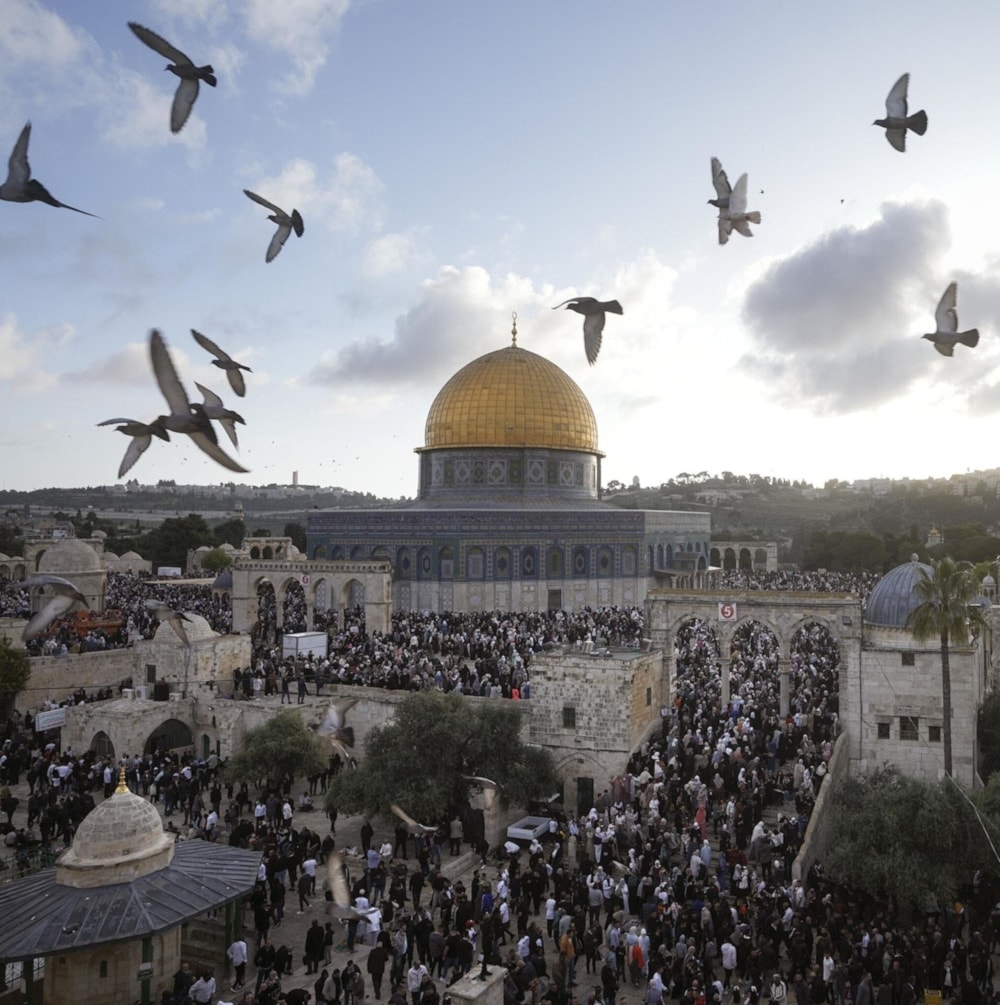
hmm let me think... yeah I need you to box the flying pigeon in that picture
[553,297,623,366]
[18,575,89,641]
[718,173,761,245]
[149,330,249,473]
[0,122,98,217]
[97,417,170,478]
[316,698,358,750]
[923,282,979,357]
[144,599,193,645]
[707,157,731,211]
[191,330,252,397]
[390,803,439,836]
[194,383,245,449]
[244,189,305,263]
[127,22,216,134]
[873,73,927,152]
[326,851,381,920]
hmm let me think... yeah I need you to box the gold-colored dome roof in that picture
[422,345,599,453]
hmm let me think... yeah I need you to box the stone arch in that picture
[417,547,432,581]
[697,555,707,569]
[754,547,768,569]
[250,546,261,559]
[666,544,674,567]
[597,546,614,577]
[89,730,115,759]
[13,562,25,579]
[34,549,46,570]
[341,578,366,610]
[790,621,841,714]
[656,543,664,568]
[396,546,412,579]
[350,545,365,560]
[547,546,563,578]
[648,545,654,574]
[262,546,273,560]
[710,547,721,567]
[467,547,485,580]
[372,546,390,561]
[572,545,588,578]
[738,547,752,569]
[256,578,277,642]
[521,547,538,579]
[144,717,194,756]
[439,546,454,580]
[281,578,307,633]
[0,563,8,579]
[494,547,512,579]
[723,547,736,571]
[331,545,345,560]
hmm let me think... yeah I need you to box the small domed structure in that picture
[865,554,932,627]
[153,612,217,645]
[57,777,173,888]
[212,570,233,591]
[38,538,101,574]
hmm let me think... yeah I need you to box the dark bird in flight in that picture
[128,22,217,134]
[390,803,439,836]
[150,330,249,473]
[1,122,98,217]
[144,599,193,645]
[97,417,170,478]
[707,157,731,211]
[873,73,927,152]
[553,297,623,366]
[194,383,245,449]
[191,329,252,397]
[923,282,979,356]
[18,575,89,641]
[244,189,305,262]
[326,851,381,920]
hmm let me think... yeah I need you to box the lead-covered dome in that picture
[865,555,932,627]
[421,345,599,453]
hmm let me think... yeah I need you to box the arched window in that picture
[439,546,454,580]
[572,546,588,577]
[494,547,512,579]
[467,547,485,580]
[522,548,537,578]
[547,547,563,577]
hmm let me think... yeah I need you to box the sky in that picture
[3,0,1000,497]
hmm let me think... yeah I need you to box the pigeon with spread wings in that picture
[873,73,927,153]
[150,330,249,473]
[1,122,98,217]
[97,417,170,478]
[128,22,216,134]
[718,173,761,245]
[326,851,381,920]
[191,330,252,398]
[553,297,623,366]
[194,383,244,449]
[145,599,193,645]
[244,189,304,263]
[922,282,979,357]
[18,575,89,641]
[707,157,731,211]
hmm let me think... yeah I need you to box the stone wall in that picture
[527,648,663,816]
[16,649,136,714]
[791,730,848,883]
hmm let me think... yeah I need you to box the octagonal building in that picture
[307,335,711,613]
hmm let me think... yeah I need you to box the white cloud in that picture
[73,341,150,386]
[252,153,383,233]
[150,0,230,31]
[0,313,70,391]
[361,230,432,279]
[243,0,350,94]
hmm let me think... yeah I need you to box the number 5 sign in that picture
[718,602,737,621]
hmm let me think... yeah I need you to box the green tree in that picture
[200,548,234,575]
[145,514,214,568]
[824,767,965,909]
[212,517,247,550]
[326,692,558,823]
[224,710,326,788]
[283,522,307,552]
[907,557,990,777]
[0,638,30,718]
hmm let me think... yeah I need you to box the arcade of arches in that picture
[710,541,778,572]
[229,559,392,638]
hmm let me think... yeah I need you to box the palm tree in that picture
[906,557,989,777]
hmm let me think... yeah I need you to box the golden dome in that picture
[422,345,600,453]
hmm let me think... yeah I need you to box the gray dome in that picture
[212,570,233,590]
[865,555,932,627]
